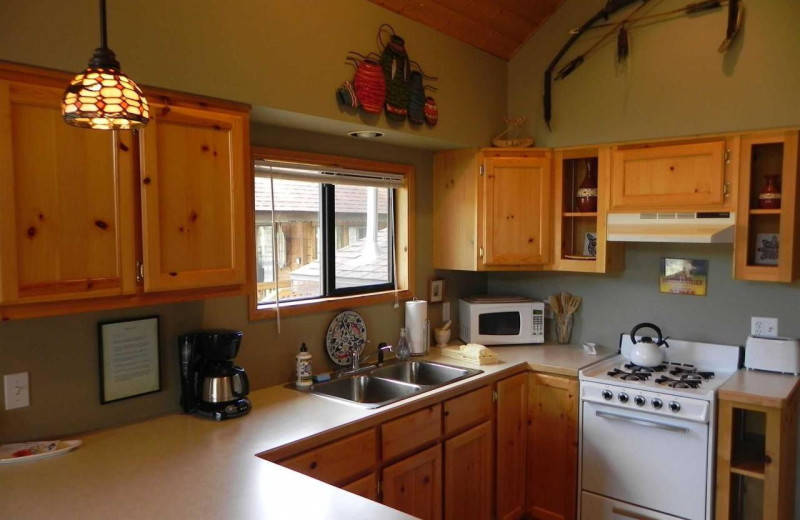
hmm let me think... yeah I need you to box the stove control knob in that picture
[669,401,681,413]
[618,392,629,403]
[651,398,663,409]
[601,390,613,401]
[634,395,646,407]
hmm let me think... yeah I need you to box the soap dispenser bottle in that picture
[396,328,411,361]
[296,343,312,387]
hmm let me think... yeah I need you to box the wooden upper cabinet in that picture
[139,102,247,292]
[733,131,800,283]
[483,154,551,266]
[0,79,136,303]
[610,139,733,211]
[433,148,551,271]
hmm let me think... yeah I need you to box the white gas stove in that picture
[578,334,741,520]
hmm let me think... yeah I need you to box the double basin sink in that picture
[301,361,483,408]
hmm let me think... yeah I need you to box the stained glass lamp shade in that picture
[62,1,149,130]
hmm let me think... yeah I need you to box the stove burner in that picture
[608,368,651,382]
[655,375,702,389]
[670,366,715,379]
[624,363,667,373]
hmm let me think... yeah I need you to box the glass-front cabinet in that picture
[552,147,623,273]
[734,131,800,282]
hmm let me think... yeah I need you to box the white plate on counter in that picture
[0,440,82,464]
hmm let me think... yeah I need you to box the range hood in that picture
[607,212,736,243]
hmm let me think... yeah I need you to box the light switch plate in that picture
[751,317,779,338]
[4,372,30,410]
[442,301,450,322]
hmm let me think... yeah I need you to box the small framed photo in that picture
[754,233,779,265]
[98,316,161,404]
[659,258,709,296]
[429,278,445,304]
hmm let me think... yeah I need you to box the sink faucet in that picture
[377,342,393,365]
[348,345,361,372]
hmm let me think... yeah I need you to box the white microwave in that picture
[459,296,545,345]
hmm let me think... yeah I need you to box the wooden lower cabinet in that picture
[496,373,528,520]
[444,421,493,520]
[343,472,379,502]
[383,444,443,520]
[527,372,579,520]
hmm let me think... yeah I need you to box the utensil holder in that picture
[555,314,574,344]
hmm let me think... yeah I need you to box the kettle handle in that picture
[630,323,664,346]
[233,367,249,398]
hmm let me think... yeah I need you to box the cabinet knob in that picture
[310,461,317,469]
[443,410,449,417]
[764,455,772,464]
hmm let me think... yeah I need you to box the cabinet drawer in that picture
[382,404,441,460]
[444,386,492,434]
[280,429,377,485]
[342,472,379,502]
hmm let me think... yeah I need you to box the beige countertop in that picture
[1,343,614,520]
[719,369,800,408]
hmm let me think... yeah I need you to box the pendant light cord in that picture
[99,0,108,50]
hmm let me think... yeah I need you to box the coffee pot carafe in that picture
[179,329,251,421]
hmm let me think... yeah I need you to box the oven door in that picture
[581,401,709,520]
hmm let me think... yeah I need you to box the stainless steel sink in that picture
[298,360,482,409]
[370,361,477,387]
[308,375,422,408]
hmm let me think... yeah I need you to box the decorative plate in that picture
[564,254,596,261]
[326,311,368,366]
[0,440,82,464]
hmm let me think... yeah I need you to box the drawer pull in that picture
[443,411,449,416]
[310,461,317,470]
[611,506,657,520]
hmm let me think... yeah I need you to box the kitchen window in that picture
[250,148,414,320]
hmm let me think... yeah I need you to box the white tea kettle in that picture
[628,322,670,367]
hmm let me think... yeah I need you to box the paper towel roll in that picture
[405,300,429,355]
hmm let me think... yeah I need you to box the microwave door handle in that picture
[595,410,689,434]
[611,507,659,520]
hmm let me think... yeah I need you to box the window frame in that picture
[248,146,414,320]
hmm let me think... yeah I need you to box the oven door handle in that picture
[595,410,689,434]
[611,506,659,520]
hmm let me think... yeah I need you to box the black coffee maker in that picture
[179,329,251,421]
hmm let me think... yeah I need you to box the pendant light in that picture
[62,0,149,130]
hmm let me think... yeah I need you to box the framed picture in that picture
[754,233,779,265]
[429,278,445,303]
[659,258,709,296]
[98,316,161,404]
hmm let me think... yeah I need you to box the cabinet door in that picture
[382,444,442,520]
[733,132,799,282]
[483,155,551,266]
[139,104,246,292]
[342,472,379,502]
[610,141,727,210]
[0,79,136,303]
[528,373,579,520]
[433,149,479,271]
[444,421,492,520]
[496,373,528,520]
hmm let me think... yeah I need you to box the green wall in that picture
[509,0,800,147]
[0,0,507,148]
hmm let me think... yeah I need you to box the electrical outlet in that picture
[751,317,779,338]
[4,372,30,410]
[442,301,450,322]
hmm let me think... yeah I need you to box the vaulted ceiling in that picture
[366,0,565,60]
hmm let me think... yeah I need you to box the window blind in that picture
[255,160,405,189]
